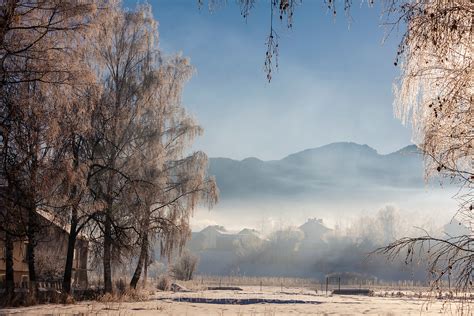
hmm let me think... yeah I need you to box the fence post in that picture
[326,277,328,295]
[338,277,341,291]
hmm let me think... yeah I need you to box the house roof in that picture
[299,218,332,234]
[0,184,88,241]
[238,228,260,236]
[37,209,88,241]
[200,225,230,234]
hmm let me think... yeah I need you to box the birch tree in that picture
[85,6,146,293]
[127,54,219,288]
[85,4,217,293]
[377,0,473,295]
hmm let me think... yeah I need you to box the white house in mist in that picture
[299,218,332,249]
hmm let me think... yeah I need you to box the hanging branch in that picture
[264,1,279,82]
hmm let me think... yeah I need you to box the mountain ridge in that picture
[210,142,419,163]
[207,142,424,199]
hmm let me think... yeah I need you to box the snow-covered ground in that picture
[1,286,458,315]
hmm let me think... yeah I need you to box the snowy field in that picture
[0,286,459,315]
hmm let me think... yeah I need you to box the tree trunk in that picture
[26,205,37,300]
[102,146,116,294]
[142,248,148,289]
[62,207,77,295]
[103,211,113,293]
[4,231,15,303]
[63,140,81,295]
[129,232,148,289]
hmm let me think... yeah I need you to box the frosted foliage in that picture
[88,4,218,264]
[378,2,474,299]
[392,0,473,181]
[0,1,102,209]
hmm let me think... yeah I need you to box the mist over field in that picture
[174,142,462,282]
[192,142,458,232]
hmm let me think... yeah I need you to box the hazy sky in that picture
[124,0,413,160]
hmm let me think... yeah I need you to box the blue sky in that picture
[124,0,413,160]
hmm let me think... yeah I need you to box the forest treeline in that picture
[0,1,218,302]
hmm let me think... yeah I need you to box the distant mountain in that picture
[208,142,424,199]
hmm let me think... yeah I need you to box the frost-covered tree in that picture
[85,4,217,293]
[127,54,218,289]
[378,0,474,295]
[391,0,472,200]
[84,5,157,293]
[170,251,199,281]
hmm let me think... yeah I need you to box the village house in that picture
[298,218,332,249]
[0,211,89,289]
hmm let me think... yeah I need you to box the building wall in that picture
[0,240,29,284]
[216,235,236,250]
[74,237,88,288]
